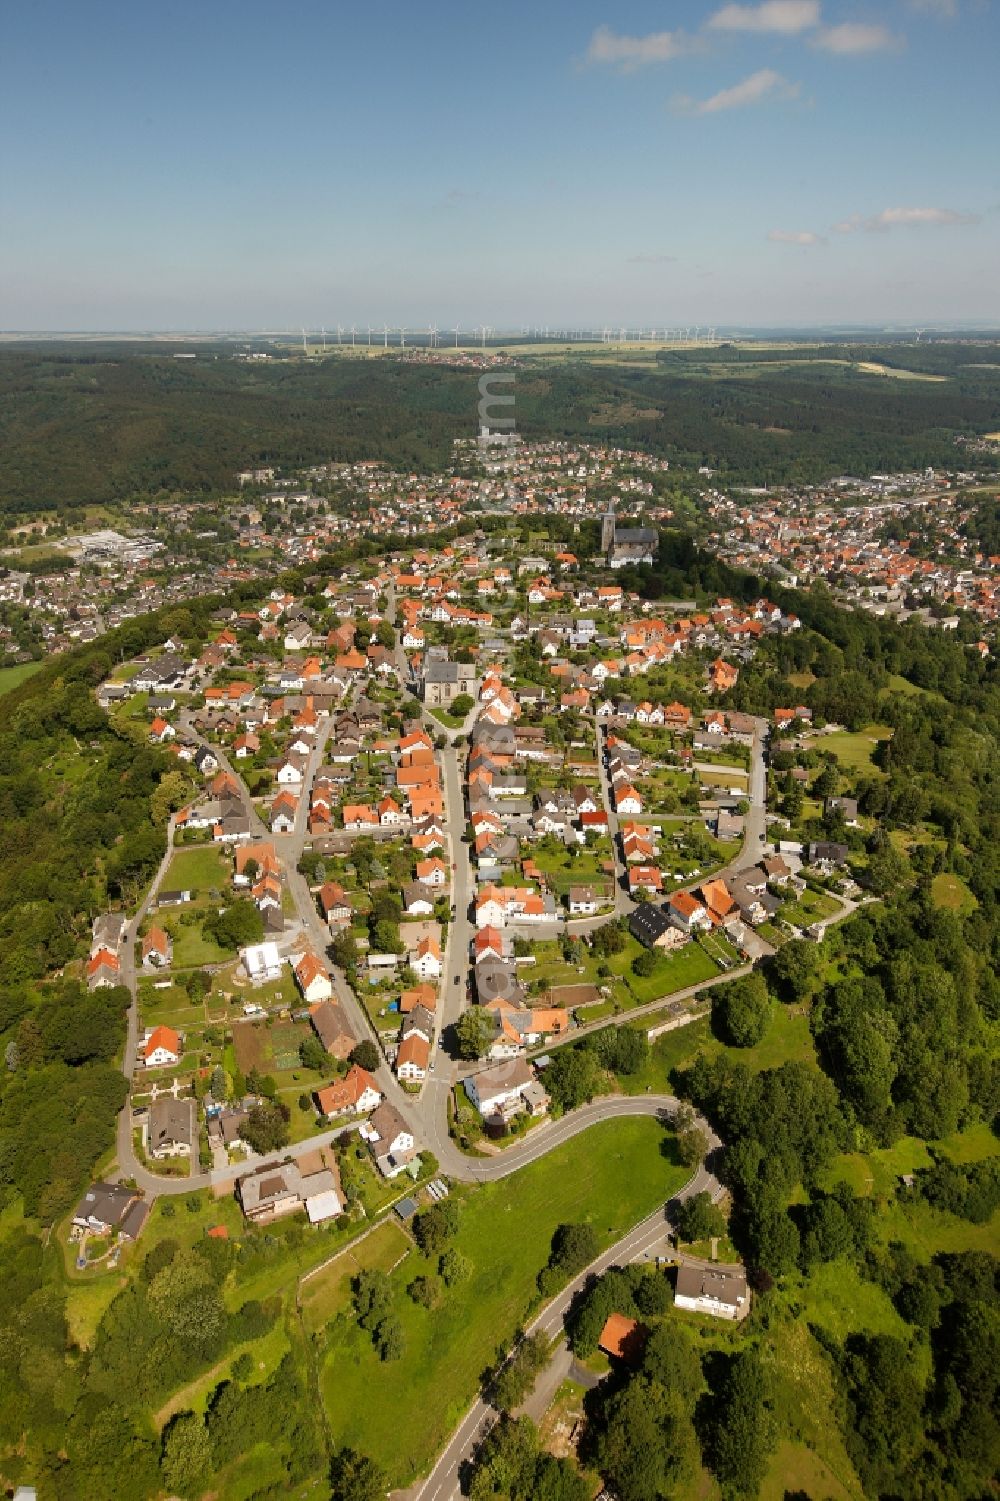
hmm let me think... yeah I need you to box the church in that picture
[601,501,658,569]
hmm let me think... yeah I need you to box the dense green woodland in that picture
[0,527,996,1499]
[1,341,998,512]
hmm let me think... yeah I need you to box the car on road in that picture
[453,974,461,985]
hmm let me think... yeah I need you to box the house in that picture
[242,941,284,983]
[396,1032,431,1082]
[629,903,687,950]
[668,889,711,933]
[463,1057,543,1120]
[599,1313,646,1362]
[72,1181,141,1235]
[294,952,333,1005]
[309,999,355,1059]
[141,925,172,969]
[615,784,643,816]
[87,948,121,989]
[412,936,442,979]
[415,857,448,887]
[825,796,859,826]
[316,1064,381,1118]
[400,982,438,1013]
[403,883,436,918]
[146,1097,195,1159]
[361,1101,418,1178]
[141,1025,181,1068]
[318,881,352,924]
[568,885,600,916]
[91,912,125,956]
[237,1159,342,1225]
[270,790,298,833]
[674,1263,749,1321]
[808,841,849,869]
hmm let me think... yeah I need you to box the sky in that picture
[1,0,998,330]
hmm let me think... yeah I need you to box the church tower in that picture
[601,500,616,557]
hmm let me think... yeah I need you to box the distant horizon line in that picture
[1,321,999,341]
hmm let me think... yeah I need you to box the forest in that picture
[1,339,999,513]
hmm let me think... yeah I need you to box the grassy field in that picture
[930,871,977,912]
[0,660,44,696]
[319,1116,684,1485]
[619,1005,817,1094]
[822,724,891,773]
[162,844,232,895]
[300,1219,411,1333]
[780,887,843,927]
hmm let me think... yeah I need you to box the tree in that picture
[160,1410,211,1498]
[454,1007,495,1061]
[706,1349,777,1497]
[547,1222,600,1279]
[451,693,474,717]
[491,1332,550,1412]
[375,1315,405,1361]
[633,949,658,977]
[767,938,820,1003]
[713,972,771,1048]
[299,1035,328,1072]
[593,1376,699,1501]
[439,1247,471,1286]
[408,1274,442,1309]
[674,1192,726,1244]
[203,899,263,951]
[353,1269,392,1331]
[350,1039,381,1072]
[413,1199,459,1257]
[240,1100,290,1154]
[330,1447,389,1501]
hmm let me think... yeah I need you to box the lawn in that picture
[780,887,842,927]
[319,1116,685,1485]
[162,845,232,896]
[788,1259,909,1343]
[300,1219,412,1333]
[822,725,891,773]
[618,1006,818,1095]
[0,660,44,696]
[930,871,977,912]
[609,937,722,1004]
[159,915,231,968]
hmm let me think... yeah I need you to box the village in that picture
[2,432,994,685]
[66,494,886,1261]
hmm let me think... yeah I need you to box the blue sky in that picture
[2,0,997,329]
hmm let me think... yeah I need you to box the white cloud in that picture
[814,22,903,52]
[585,25,689,67]
[707,0,820,33]
[628,253,678,264]
[768,229,823,245]
[835,206,980,232]
[676,68,800,114]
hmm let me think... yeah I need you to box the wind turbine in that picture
[301,327,308,354]
[367,325,372,347]
[320,326,327,352]
[336,324,344,345]
[399,327,407,347]
[453,325,461,348]
[429,324,438,348]
[350,325,357,347]
[383,325,389,348]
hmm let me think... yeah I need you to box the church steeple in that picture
[601,499,616,556]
